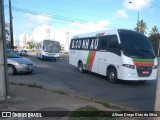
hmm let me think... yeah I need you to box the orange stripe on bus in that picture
[89,51,96,71]
[134,62,154,66]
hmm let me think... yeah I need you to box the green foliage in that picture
[9,82,43,89]
[150,26,159,36]
[134,20,148,34]
[26,41,36,49]
[69,106,116,120]
[61,46,65,52]
[148,33,160,55]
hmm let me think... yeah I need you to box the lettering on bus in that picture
[71,37,99,50]
[82,39,89,49]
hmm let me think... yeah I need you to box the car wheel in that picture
[108,68,118,83]
[78,62,84,73]
[8,65,16,75]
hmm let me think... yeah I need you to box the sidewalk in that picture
[0,84,153,120]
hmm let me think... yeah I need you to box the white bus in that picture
[36,39,61,61]
[69,29,158,83]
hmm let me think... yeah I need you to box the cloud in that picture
[114,10,129,19]
[70,20,110,34]
[123,0,152,10]
[25,13,53,26]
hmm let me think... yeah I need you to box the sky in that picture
[3,0,160,39]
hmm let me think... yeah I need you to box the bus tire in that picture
[78,62,84,73]
[108,68,118,83]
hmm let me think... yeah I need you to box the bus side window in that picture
[108,35,121,56]
[108,35,119,49]
[99,36,109,51]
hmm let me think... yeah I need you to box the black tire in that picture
[107,68,118,83]
[78,62,84,73]
[8,65,16,75]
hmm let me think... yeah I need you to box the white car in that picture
[19,50,28,56]
[7,50,35,75]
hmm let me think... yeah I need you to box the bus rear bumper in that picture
[42,55,59,61]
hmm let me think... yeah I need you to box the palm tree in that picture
[134,20,148,34]
[150,26,159,35]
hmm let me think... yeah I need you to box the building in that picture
[33,25,54,42]
[19,34,32,49]
[5,23,10,48]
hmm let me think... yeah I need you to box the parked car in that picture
[7,49,35,75]
[19,50,28,56]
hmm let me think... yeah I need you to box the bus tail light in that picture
[122,64,135,69]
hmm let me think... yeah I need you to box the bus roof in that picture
[71,29,135,39]
[40,39,60,43]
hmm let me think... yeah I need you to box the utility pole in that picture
[154,64,160,120]
[154,41,160,120]
[9,0,14,49]
[0,0,9,100]
[157,40,160,57]
[128,1,140,32]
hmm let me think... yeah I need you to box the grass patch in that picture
[69,106,116,120]
[76,96,126,111]
[9,82,43,89]
[51,89,69,95]
[10,82,126,111]
[10,82,68,95]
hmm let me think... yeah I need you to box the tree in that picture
[150,26,159,36]
[134,20,148,34]
[26,41,36,49]
[148,26,160,55]
[148,33,160,55]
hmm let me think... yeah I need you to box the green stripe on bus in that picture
[132,58,154,63]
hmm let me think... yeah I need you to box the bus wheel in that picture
[78,62,84,73]
[108,68,118,83]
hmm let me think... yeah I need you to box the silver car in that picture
[7,50,35,75]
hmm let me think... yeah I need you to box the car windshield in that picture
[7,50,21,58]
[118,29,156,59]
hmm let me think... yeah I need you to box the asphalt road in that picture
[9,54,158,111]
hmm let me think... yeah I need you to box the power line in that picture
[5,4,160,23]
[4,3,160,32]
[144,0,160,9]
[4,5,88,23]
